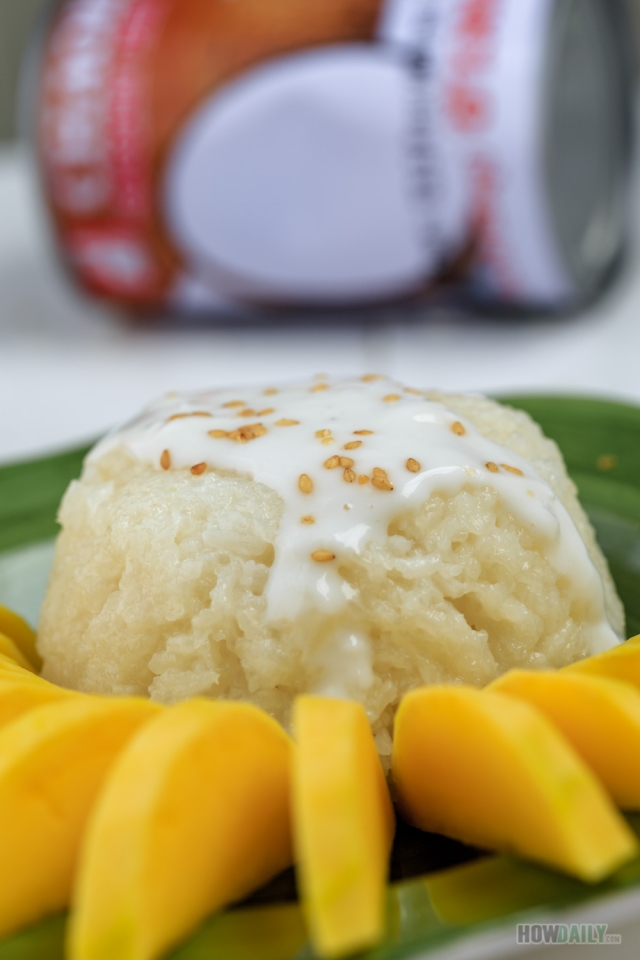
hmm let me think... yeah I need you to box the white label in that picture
[382,0,575,304]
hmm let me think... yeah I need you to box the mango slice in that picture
[566,635,640,689]
[292,696,395,959]
[69,699,293,960]
[491,670,640,810]
[0,653,44,682]
[0,604,41,671]
[0,695,160,938]
[392,686,637,882]
[0,678,74,729]
[0,632,37,673]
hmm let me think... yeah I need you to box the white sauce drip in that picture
[90,377,619,655]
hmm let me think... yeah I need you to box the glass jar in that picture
[24,0,637,318]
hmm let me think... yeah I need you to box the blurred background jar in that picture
[16,0,640,319]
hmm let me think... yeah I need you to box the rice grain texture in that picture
[38,392,624,755]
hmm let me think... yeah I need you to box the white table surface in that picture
[1,142,640,463]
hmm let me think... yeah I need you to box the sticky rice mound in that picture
[38,392,623,756]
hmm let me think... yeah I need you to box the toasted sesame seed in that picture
[321,437,334,446]
[257,408,276,417]
[311,383,329,392]
[223,400,245,408]
[372,477,394,491]
[451,421,466,437]
[362,374,384,382]
[406,458,421,473]
[316,429,331,438]
[264,388,278,396]
[208,429,229,439]
[227,423,267,443]
[343,441,362,450]
[160,449,171,470]
[167,411,212,421]
[338,457,354,468]
[191,462,207,476]
[276,418,300,427]
[311,549,335,563]
[358,475,370,485]
[373,467,388,479]
[383,394,401,403]
[597,455,618,472]
[238,408,257,418]
[486,462,499,473]
[501,464,524,477]
[354,430,374,436]
[301,515,316,525]
[343,468,356,483]
[324,456,341,469]
[299,474,314,494]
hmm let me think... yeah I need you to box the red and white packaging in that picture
[35,0,598,314]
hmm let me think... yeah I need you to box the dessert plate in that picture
[1,394,640,960]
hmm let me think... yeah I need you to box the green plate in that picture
[1,395,640,960]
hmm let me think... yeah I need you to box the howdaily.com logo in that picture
[517,923,622,946]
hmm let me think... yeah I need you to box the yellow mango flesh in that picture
[292,696,395,959]
[0,632,37,673]
[0,656,50,689]
[392,686,637,882]
[0,604,41,671]
[0,678,74,729]
[491,670,640,810]
[69,699,293,960]
[566,635,640,689]
[0,695,160,938]
[0,653,43,683]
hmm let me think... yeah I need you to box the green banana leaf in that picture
[1,395,639,960]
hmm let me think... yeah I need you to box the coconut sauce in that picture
[89,377,619,655]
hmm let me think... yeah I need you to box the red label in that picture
[38,0,385,308]
[66,225,160,297]
[40,0,171,302]
[445,0,499,132]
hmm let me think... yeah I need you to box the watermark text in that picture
[517,923,621,946]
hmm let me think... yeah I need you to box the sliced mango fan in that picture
[2,601,640,960]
